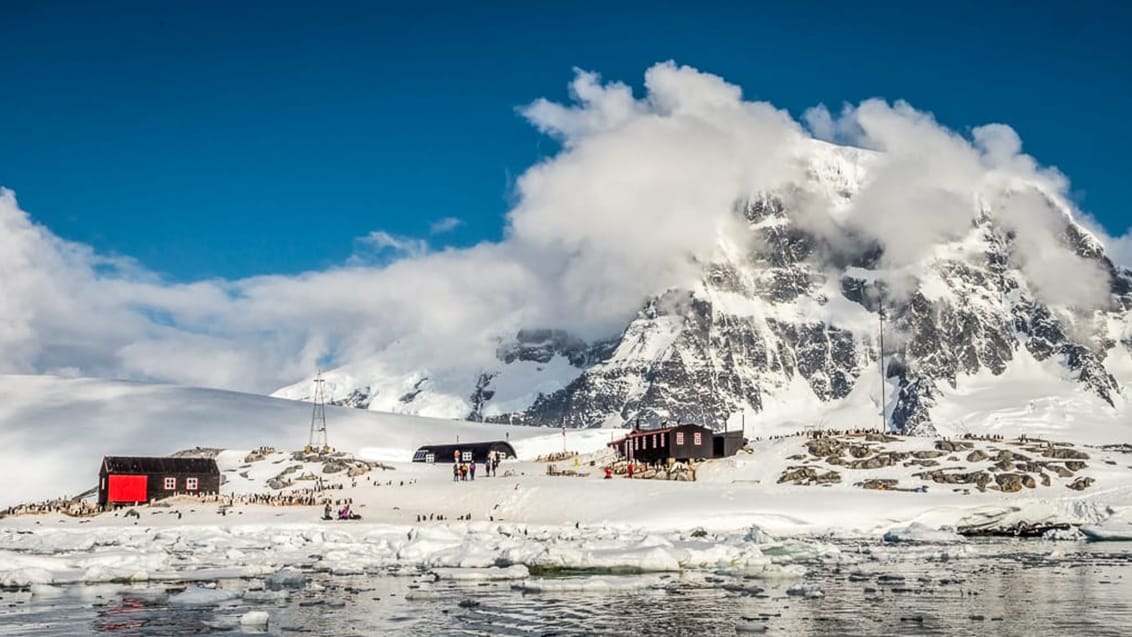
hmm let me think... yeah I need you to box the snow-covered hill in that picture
[274,140,1132,435]
[0,375,605,508]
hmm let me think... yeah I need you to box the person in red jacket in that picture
[627,463,634,479]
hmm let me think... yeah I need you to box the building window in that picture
[633,437,638,451]
[693,432,702,445]
[186,477,199,491]
[163,477,176,490]
[462,451,473,461]
[675,432,684,445]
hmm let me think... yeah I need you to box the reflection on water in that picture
[1,540,1130,636]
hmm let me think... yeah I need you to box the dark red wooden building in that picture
[98,456,221,507]
[609,424,723,463]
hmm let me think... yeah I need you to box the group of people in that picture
[323,501,360,520]
[451,450,503,481]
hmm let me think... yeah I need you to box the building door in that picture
[107,474,148,503]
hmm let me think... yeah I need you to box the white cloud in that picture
[354,230,429,260]
[1105,232,1132,269]
[429,217,463,234]
[0,63,1126,395]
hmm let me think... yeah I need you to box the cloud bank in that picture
[1,62,1126,393]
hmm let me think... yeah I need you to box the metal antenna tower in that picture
[878,303,887,433]
[308,372,329,452]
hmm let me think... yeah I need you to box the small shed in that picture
[412,441,517,464]
[713,430,746,458]
[98,456,221,507]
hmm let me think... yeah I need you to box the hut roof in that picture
[609,423,713,447]
[101,456,220,475]
[414,441,516,456]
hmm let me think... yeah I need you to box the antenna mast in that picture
[878,304,886,433]
[308,372,329,452]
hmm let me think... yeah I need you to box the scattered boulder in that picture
[806,438,844,458]
[935,440,973,452]
[1048,464,1074,478]
[850,455,894,470]
[913,450,947,460]
[778,466,841,486]
[1043,447,1090,460]
[966,450,989,463]
[1065,461,1088,471]
[1067,477,1095,491]
[856,479,899,490]
[995,473,1025,493]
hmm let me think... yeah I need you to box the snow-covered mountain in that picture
[274,141,1132,436]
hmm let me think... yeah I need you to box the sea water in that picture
[1,540,1129,636]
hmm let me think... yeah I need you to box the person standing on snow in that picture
[453,463,460,482]
[470,461,476,480]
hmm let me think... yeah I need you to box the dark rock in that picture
[1067,477,1095,491]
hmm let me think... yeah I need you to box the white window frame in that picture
[163,477,176,490]
[675,432,684,445]
[462,451,473,462]
[694,432,702,445]
[186,477,199,491]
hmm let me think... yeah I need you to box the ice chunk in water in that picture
[240,611,270,626]
[168,586,239,606]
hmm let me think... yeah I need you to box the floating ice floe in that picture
[785,583,825,598]
[515,575,668,593]
[240,611,270,626]
[0,522,849,586]
[430,565,530,581]
[1041,527,1084,541]
[1080,512,1132,541]
[265,568,307,589]
[882,522,967,544]
[168,586,239,606]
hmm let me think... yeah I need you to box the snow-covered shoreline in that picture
[3,374,1132,591]
[5,431,1132,589]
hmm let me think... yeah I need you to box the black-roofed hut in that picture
[412,441,517,464]
[98,456,221,507]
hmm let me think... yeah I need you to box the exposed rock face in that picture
[496,329,606,367]
[331,387,373,409]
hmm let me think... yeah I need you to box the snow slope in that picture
[0,375,604,508]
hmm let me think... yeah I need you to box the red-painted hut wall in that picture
[107,474,148,503]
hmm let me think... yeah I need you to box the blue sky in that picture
[2,0,1130,281]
